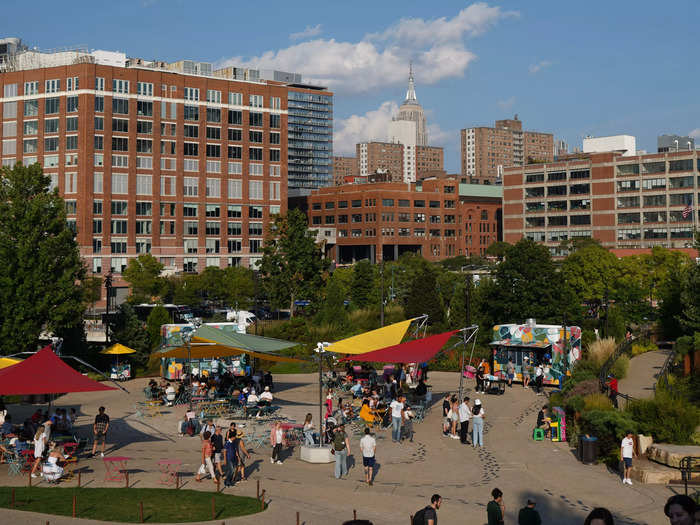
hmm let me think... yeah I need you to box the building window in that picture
[570,215,591,225]
[183,159,199,172]
[112,137,129,152]
[270,114,280,129]
[206,126,221,140]
[136,139,152,153]
[270,149,280,162]
[45,79,60,93]
[228,205,242,218]
[228,161,243,175]
[249,148,263,161]
[112,79,130,94]
[229,92,242,105]
[643,194,666,207]
[137,120,153,134]
[66,96,78,113]
[206,144,221,158]
[136,175,152,195]
[228,110,242,125]
[137,82,153,96]
[249,112,263,127]
[24,99,39,116]
[184,105,199,121]
[45,98,60,115]
[184,87,200,101]
[206,107,221,123]
[112,98,129,115]
[250,163,263,176]
[206,178,221,197]
[270,181,280,201]
[184,177,199,196]
[24,81,38,95]
[183,204,198,217]
[250,94,263,108]
[249,181,263,200]
[111,173,128,194]
[228,179,242,199]
[183,142,199,156]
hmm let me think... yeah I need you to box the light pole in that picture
[315,342,330,447]
[103,272,113,344]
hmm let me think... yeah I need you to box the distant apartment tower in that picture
[357,141,443,183]
[658,134,695,153]
[461,115,554,184]
[0,40,302,305]
[287,86,333,191]
[332,155,357,185]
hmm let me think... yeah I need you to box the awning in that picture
[0,357,21,370]
[0,346,117,395]
[340,330,459,363]
[100,343,136,355]
[326,319,414,355]
[153,325,305,363]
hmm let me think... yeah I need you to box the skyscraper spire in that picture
[405,61,417,103]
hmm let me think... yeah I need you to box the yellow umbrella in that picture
[0,357,22,370]
[100,343,136,355]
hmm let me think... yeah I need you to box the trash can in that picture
[579,436,598,464]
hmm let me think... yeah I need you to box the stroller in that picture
[324,416,337,444]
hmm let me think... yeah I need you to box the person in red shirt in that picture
[607,375,618,409]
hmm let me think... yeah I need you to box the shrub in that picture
[629,341,657,357]
[566,395,585,415]
[627,393,700,444]
[580,409,638,465]
[565,378,601,400]
[587,337,616,367]
[583,393,613,412]
[609,354,630,380]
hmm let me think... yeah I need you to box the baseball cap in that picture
[527,498,536,505]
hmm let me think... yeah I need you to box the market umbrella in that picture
[0,346,117,395]
[100,343,136,367]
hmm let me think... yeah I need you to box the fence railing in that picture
[679,456,700,496]
[654,346,676,394]
[599,328,652,407]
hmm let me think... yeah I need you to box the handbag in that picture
[330,448,335,455]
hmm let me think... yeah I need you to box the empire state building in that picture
[389,65,428,147]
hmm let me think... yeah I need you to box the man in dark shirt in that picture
[91,406,109,457]
[414,494,441,525]
[415,379,428,397]
[442,394,451,436]
[536,405,551,437]
[210,426,225,478]
[487,488,505,525]
[518,499,542,525]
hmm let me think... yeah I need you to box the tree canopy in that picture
[0,163,87,354]
[259,209,327,316]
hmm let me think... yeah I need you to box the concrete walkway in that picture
[617,349,671,399]
[0,373,675,525]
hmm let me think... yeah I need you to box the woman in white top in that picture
[302,413,316,446]
[270,421,285,464]
[42,444,65,482]
[471,399,486,448]
[30,425,46,478]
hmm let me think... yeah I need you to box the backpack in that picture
[412,506,431,525]
[332,431,346,451]
[185,420,195,436]
[472,405,481,416]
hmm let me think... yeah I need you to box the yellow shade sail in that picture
[326,318,414,355]
[0,357,22,370]
[100,343,137,355]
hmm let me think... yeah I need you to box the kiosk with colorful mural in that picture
[490,321,581,386]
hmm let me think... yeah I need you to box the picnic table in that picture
[103,456,131,482]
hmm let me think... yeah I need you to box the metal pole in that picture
[465,272,472,326]
[187,338,193,411]
[318,347,323,447]
[380,263,385,327]
[104,272,112,344]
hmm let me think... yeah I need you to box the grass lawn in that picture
[0,487,263,522]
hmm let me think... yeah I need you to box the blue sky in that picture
[6,0,699,172]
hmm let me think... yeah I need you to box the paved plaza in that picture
[0,371,675,524]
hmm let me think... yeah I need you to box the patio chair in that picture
[247,430,268,449]
[6,451,23,476]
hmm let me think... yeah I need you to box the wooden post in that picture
[77,471,81,488]
[353,509,357,520]
[296,511,300,525]
[28,470,32,487]
[175,472,179,489]
[139,502,144,523]
[72,494,77,518]
[211,496,216,520]
[216,477,220,493]
[125,471,129,489]
[260,489,265,511]
[256,479,260,499]
[10,487,15,508]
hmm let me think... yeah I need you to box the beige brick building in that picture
[332,155,357,185]
[357,141,443,183]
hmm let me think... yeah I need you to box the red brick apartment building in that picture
[332,155,357,185]
[307,177,501,263]
[502,150,700,257]
[0,48,331,303]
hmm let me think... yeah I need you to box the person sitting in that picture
[415,378,428,397]
[207,383,217,400]
[256,387,274,418]
[536,405,551,438]
[0,414,13,437]
[350,381,363,398]
[164,383,176,406]
[42,444,65,483]
[245,391,259,417]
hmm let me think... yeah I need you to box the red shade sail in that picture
[340,330,459,363]
[0,346,117,395]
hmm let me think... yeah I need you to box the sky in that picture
[5,0,699,173]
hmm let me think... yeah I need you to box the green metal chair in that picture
[533,428,545,441]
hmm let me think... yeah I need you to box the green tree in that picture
[221,266,255,309]
[122,254,164,303]
[315,273,348,326]
[485,241,510,260]
[679,232,700,334]
[259,209,326,316]
[350,259,376,308]
[561,242,620,303]
[404,266,444,326]
[146,304,170,350]
[479,238,579,327]
[0,163,87,355]
[111,303,150,365]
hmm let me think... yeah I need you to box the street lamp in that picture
[181,319,202,410]
[103,272,113,344]
[315,342,330,447]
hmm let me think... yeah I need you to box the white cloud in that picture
[290,24,322,41]
[333,101,398,155]
[427,122,454,147]
[528,60,552,74]
[219,3,517,94]
[497,96,516,111]
[689,128,700,139]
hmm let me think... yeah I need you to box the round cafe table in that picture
[103,456,131,482]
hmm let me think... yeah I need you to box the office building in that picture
[502,150,700,257]
[582,134,636,156]
[461,115,553,184]
[0,40,300,304]
[357,141,443,183]
[332,155,357,185]
[658,134,695,153]
[307,176,501,263]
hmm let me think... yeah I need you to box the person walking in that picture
[487,488,505,525]
[359,427,376,485]
[270,421,285,464]
[390,394,404,443]
[472,399,485,448]
[607,374,619,409]
[234,429,250,482]
[534,364,544,395]
[332,423,350,479]
[522,357,531,388]
[29,425,47,478]
[506,358,515,387]
[449,397,460,440]
[412,494,442,525]
[442,394,452,437]
[211,426,225,478]
[222,431,238,487]
[195,430,217,483]
[458,396,471,444]
[620,430,635,485]
[91,406,109,457]
[518,498,542,525]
